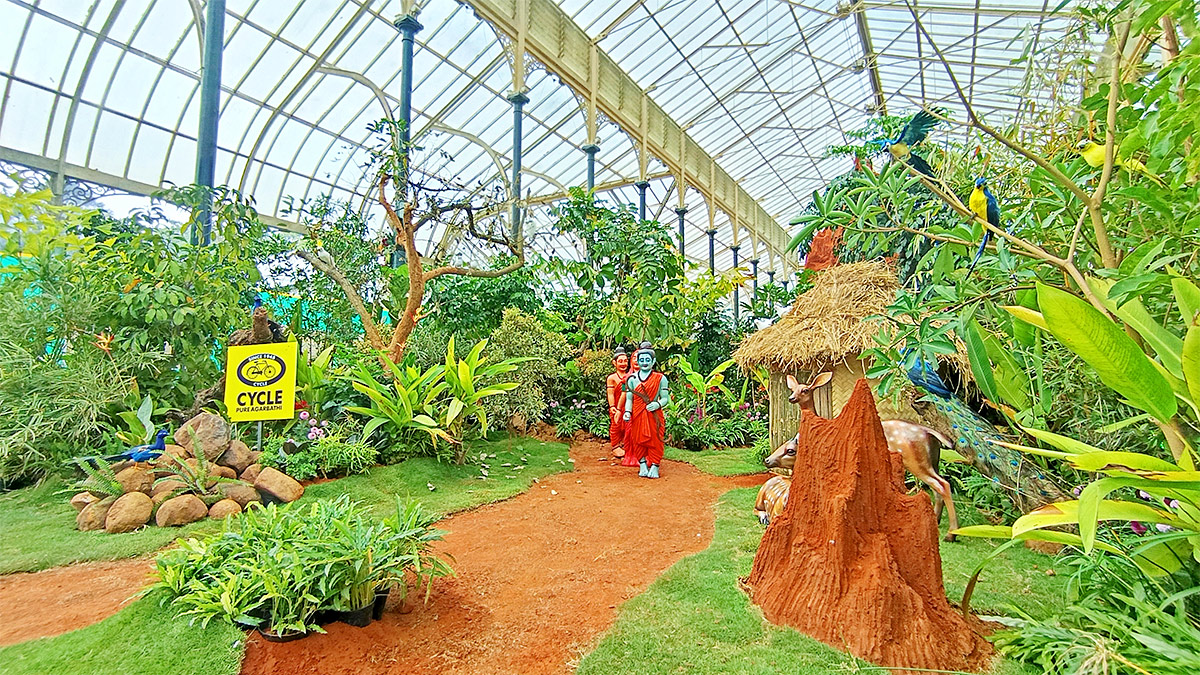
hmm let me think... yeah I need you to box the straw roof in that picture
[735,260,898,372]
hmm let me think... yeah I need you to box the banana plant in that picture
[672,355,735,419]
[440,336,529,464]
[344,357,451,448]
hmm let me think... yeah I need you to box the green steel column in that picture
[392,13,422,267]
[782,280,790,293]
[730,244,740,324]
[674,206,687,253]
[508,91,529,239]
[193,0,226,246]
[750,258,760,301]
[582,143,599,190]
[767,270,775,286]
[635,180,649,221]
[706,228,717,275]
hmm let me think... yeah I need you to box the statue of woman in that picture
[623,342,670,478]
[606,347,632,461]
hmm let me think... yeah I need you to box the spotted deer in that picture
[756,372,960,542]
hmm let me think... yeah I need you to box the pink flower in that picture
[309,419,318,427]
[1155,523,1174,532]
[1130,521,1148,535]
[299,411,309,420]
[1165,498,1180,509]
[1138,490,1153,500]
[307,430,317,440]
[321,420,329,427]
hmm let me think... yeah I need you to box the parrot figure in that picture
[904,356,1065,511]
[965,176,1000,279]
[1076,140,1165,187]
[869,110,941,178]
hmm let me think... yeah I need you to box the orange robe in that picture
[625,371,666,466]
[606,370,628,455]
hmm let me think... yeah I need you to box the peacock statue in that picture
[906,358,1065,511]
[74,428,170,468]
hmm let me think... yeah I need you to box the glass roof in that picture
[0,0,1096,279]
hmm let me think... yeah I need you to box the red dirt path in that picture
[0,558,153,646]
[241,441,763,675]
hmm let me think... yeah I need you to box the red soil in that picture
[747,380,992,673]
[0,558,153,646]
[240,442,762,675]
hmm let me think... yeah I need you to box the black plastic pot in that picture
[258,628,309,643]
[372,589,390,621]
[340,604,373,627]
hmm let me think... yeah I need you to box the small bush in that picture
[481,308,570,428]
[257,423,378,481]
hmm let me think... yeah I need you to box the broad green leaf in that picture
[1098,413,1152,433]
[1065,450,1180,473]
[950,525,1015,539]
[1003,305,1049,331]
[982,332,1031,409]
[962,319,999,403]
[1037,282,1177,422]
[1020,426,1102,454]
[1089,277,1183,379]
[1013,499,1173,538]
[1172,276,1200,326]
[1078,477,1145,552]
[361,417,387,441]
[1185,324,1200,407]
[446,398,464,425]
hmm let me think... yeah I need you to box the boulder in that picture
[151,490,177,508]
[254,467,304,503]
[162,443,190,460]
[70,492,99,512]
[115,466,153,494]
[217,440,255,473]
[155,494,208,527]
[240,463,263,483]
[105,492,153,533]
[152,479,186,496]
[212,465,238,480]
[208,499,242,520]
[175,413,230,461]
[218,482,262,509]
[76,497,116,531]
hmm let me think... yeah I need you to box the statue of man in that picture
[606,347,632,461]
[623,342,670,479]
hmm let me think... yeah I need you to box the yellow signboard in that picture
[224,342,297,422]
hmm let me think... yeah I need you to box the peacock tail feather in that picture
[927,394,1065,510]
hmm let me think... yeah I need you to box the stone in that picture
[240,463,262,483]
[208,499,242,520]
[155,494,208,527]
[105,492,153,533]
[217,439,255,473]
[151,490,176,508]
[76,497,116,531]
[218,482,262,509]
[115,466,153,494]
[212,465,238,480]
[175,413,231,461]
[163,443,190,460]
[70,492,99,512]
[152,479,186,496]
[254,467,304,503]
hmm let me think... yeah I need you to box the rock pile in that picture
[71,412,304,534]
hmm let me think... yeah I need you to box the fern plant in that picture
[64,459,125,499]
[152,438,237,504]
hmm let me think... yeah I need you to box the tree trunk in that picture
[746,379,991,674]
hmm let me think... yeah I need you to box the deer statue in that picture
[755,372,960,542]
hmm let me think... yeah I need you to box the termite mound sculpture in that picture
[746,379,992,673]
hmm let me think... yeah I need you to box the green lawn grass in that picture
[0,591,244,675]
[664,445,766,476]
[0,435,570,574]
[578,488,1066,675]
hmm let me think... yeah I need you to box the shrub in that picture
[258,423,378,481]
[148,495,453,635]
[481,308,570,428]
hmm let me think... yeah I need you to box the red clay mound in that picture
[746,379,991,673]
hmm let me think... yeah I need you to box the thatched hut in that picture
[734,260,965,450]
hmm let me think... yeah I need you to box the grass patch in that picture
[0,435,570,574]
[664,445,766,476]
[578,488,1065,674]
[299,435,571,517]
[0,479,220,575]
[0,591,243,675]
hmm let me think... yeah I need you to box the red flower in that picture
[294,400,309,410]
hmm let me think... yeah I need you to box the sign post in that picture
[224,343,298,451]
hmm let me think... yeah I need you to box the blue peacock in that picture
[906,358,1065,510]
[74,428,171,468]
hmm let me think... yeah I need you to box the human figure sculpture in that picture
[622,342,670,478]
[606,347,632,461]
